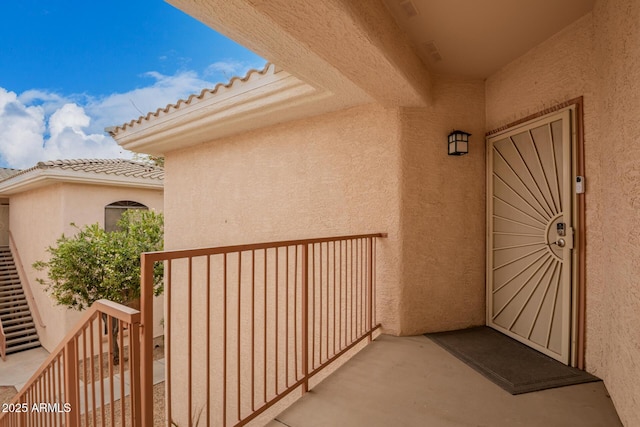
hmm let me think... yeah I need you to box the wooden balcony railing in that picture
[0,299,142,427]
[140,233,386,427]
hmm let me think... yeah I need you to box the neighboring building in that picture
[0,159,164,352]
[110,1,640,425]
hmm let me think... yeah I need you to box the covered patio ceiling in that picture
[382,0,595,78]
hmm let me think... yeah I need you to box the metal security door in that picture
[487,109,574,364]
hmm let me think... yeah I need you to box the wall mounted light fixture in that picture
[448,130,471,156]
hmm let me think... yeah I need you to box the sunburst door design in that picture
[487,110,573,364]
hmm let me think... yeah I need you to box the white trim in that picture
[0,169,163,196]
[112,68,365,155]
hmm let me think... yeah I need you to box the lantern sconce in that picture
[448,130,471,156]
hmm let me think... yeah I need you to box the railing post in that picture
[301,244,309,393]
[140,254,155,427]
[64,338,79,427]
[130,321,142,427]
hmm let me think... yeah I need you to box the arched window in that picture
[105,201,148,232]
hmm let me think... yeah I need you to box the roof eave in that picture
[0,169,163,196]
[111,68,370,156]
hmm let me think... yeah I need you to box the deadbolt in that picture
[556,222,566,236]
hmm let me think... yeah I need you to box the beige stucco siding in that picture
[486,4,640,425]
[590,0,640,424]
[10,184,67,351]
[165,103,403,333]
[399,77,486,334]
[10,183,163,351]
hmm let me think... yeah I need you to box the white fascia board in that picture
[0,169,163,196]
[113,71,354,155]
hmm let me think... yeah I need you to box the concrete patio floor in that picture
[267,335,622,427]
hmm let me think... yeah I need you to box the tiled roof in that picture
[0,159,164,185]
[0,168,21,181]
[108,62,275,135]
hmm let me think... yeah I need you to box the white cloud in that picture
[0,90,129,169]
[83,70,217,135]
[204,60,264,80]
[0,60,267,169]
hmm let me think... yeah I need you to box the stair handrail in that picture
[8,231,46,329]
[0,317,5,361]
[0,299,142,426]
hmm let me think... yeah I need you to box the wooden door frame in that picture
[485,97,585,369]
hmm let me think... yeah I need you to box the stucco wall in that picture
[10,183,163,351]
[165,103,403,333]
[10,184,67,351]
[486,5,640,425]
[399,77,486,334]
[590,0,640,424]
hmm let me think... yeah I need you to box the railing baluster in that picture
[89,316,96,427]
[294,245,298,383]
[223,253,228,427]
[250,250,255,412]
[275,247,279,396]
[311,243,315,370]
[237,252,242,423]
[108,317,115,427]
[166,260,173,427]
[119,316,125,427]
[263,249,267,405]
[188,256,193,427]
[285,246,290,388]
[58,353,63,427]
[207,255,212,426]
[339,240,343,350]
[319,242,323,364]
[326,242,330,360]
[333,241,336,357]
[131,320,142,427]
[301,243,309,393]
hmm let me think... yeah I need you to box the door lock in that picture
[556,222,566,237]
[555,238,566,248]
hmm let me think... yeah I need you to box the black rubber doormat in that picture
[426,326,600,395]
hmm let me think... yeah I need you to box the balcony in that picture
[0,233,622,426]
[267,334,621,427]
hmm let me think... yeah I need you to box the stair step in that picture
[6,334,39,346]
[0,315,33,326]
[0,292,25,299]
[0,313,32,323]
[0,304,29,314]
[5,327,37,339]
[5,341,41,355]
[4,328,38,341]
[0,289,24,298]
[0,302,28,312]
[0,282,21,290]
[0,272,18,278]
[0,298,27,309]
[2,321,35,333]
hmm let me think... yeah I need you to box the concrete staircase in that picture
[0,246,40,355]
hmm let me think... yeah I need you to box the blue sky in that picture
[0,0,265,169]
